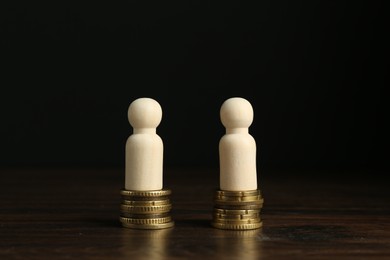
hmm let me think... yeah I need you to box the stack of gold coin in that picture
[119,189,174,229]
[211,190,264,230]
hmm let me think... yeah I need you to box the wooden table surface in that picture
[0,167,389,259]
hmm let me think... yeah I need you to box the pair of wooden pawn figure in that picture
[122,97,261,230]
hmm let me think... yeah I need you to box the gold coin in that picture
[120,204,172,214]
[119,216,172,225]
[215,203,263,210]
[120,189,171,198]
[213,212,260,220]
[214,195,262,202]
[211,221,262,230]
[215,190,260,197]
[120,212,170,219]
[121,195,170,201]
[121,221,175,230]
[212,217,261,225]
[214,198,264,206]
[214,208,260,215]
[121,199,171,206]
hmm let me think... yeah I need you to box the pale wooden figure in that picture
[125,97,163,191]
[219,97,257,191]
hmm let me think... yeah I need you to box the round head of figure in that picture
[128,97,162,129]
[220,97,253,129]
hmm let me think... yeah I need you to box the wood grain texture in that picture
[0,168,389,259]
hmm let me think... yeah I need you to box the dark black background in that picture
[1,1,388,175]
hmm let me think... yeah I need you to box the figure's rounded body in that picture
[219,133,257,191]
[125,97,164,191]
[125,133,163,190]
